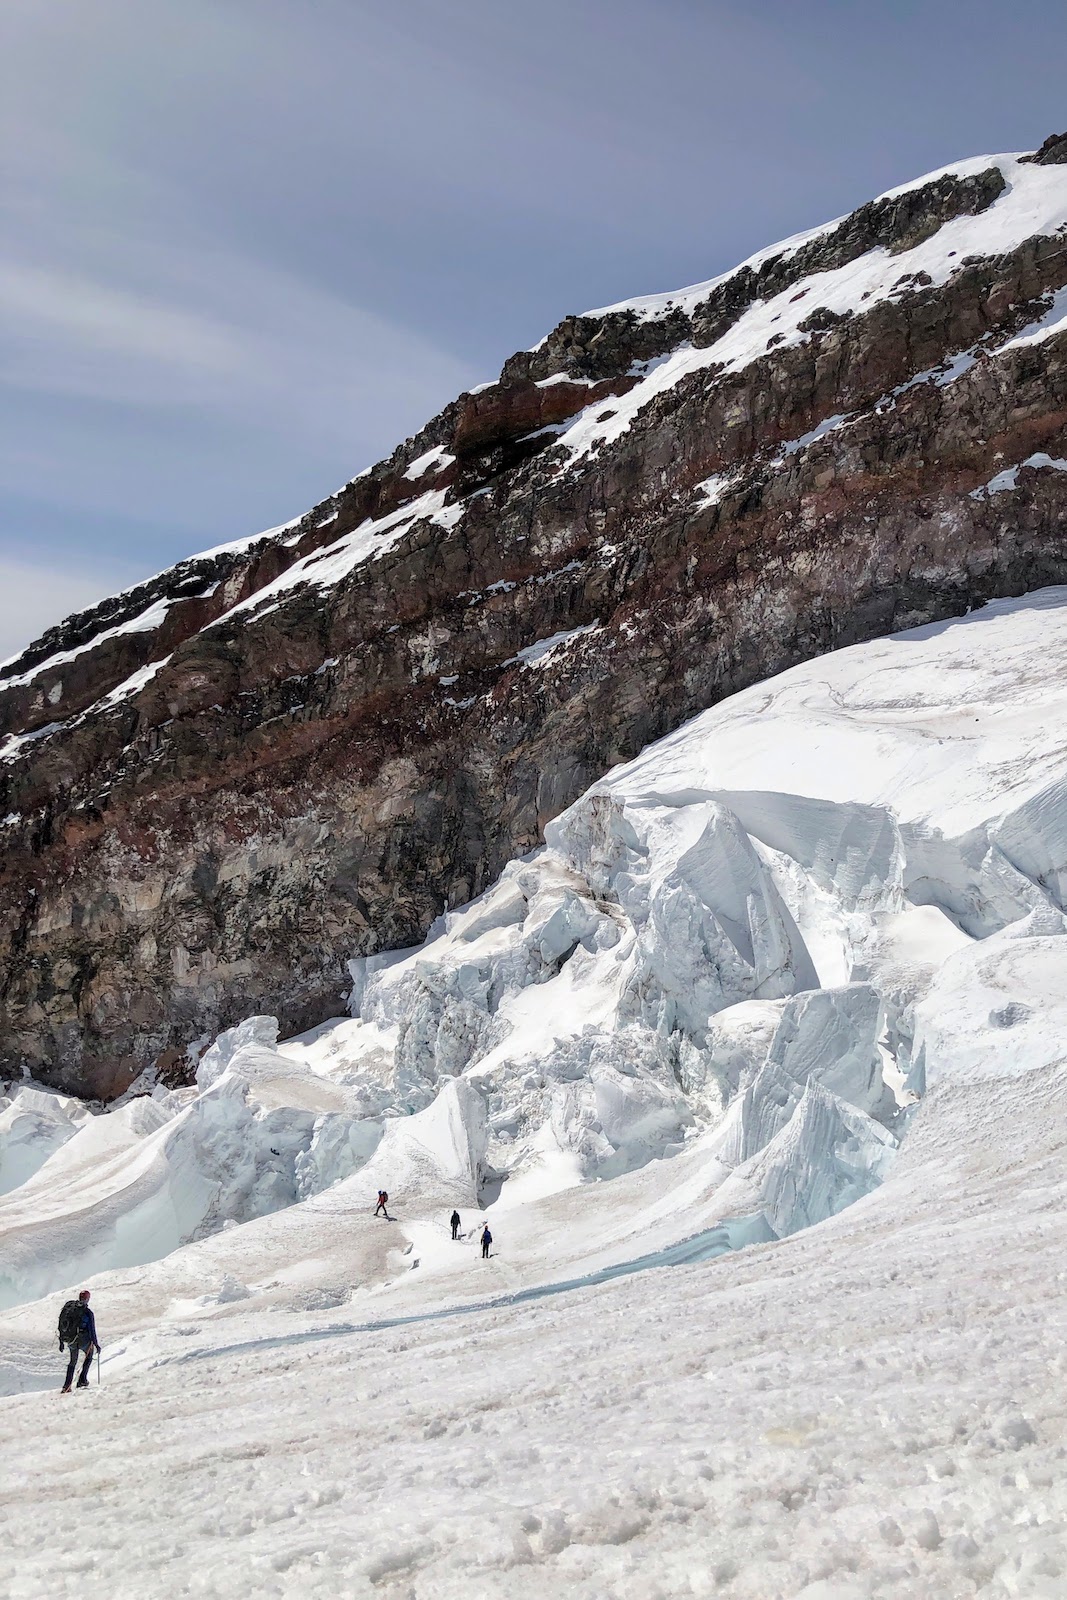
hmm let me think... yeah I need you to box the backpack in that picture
[57,1299,82,1349]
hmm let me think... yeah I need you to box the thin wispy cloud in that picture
[2,0,1066,659]
[0,243,480,424]
[0,261,244,384]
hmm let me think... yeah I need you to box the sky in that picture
[2,0,1066,660]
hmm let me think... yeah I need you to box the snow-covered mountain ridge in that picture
[4,136,1067,1095]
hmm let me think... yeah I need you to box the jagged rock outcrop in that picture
[3,140,1067,1097]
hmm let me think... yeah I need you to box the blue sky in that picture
[2,0,1066,657]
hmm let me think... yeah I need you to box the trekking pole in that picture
[96,1349,101,1386]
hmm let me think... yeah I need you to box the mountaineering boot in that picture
[60,1385,72,1394]
[76,1377,89,1388]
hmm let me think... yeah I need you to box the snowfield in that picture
[3,589,1067,1598]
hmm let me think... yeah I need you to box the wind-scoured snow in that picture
[208,488,454,628]
[971,452,1067,498]
[0,720,66,763]
[0,524,304,692]
[994,282,1067,351]
[557,155,1067,462]
[402,445,456,481]
[181,517,304,565]
[504,621,602,668]
[0,596,177,692]
[582,152,1019,323]
[0,653,175,763]
[4,587,1067,1597]
[91,654,173,709]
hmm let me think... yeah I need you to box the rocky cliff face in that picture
[4,138,1067,1099]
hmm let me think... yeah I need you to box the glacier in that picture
[4,585,1067,1309]
[2,586,1067,1598]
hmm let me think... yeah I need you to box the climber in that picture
[481,1224,492,1260]
[374,1190,389,1218]
[58,1290,100,1392]
[450,1210,461,1240]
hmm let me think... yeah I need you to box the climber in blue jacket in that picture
[60,1290,100,1392]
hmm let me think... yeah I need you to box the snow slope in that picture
[3,588,1067,1596]
[7,1060,1064,1600]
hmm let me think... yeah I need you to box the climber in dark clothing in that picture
[481,1225,492,1260]
[374,1190,389,1217]
[61,1290,100,1392]
[450,1210,461,1240]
